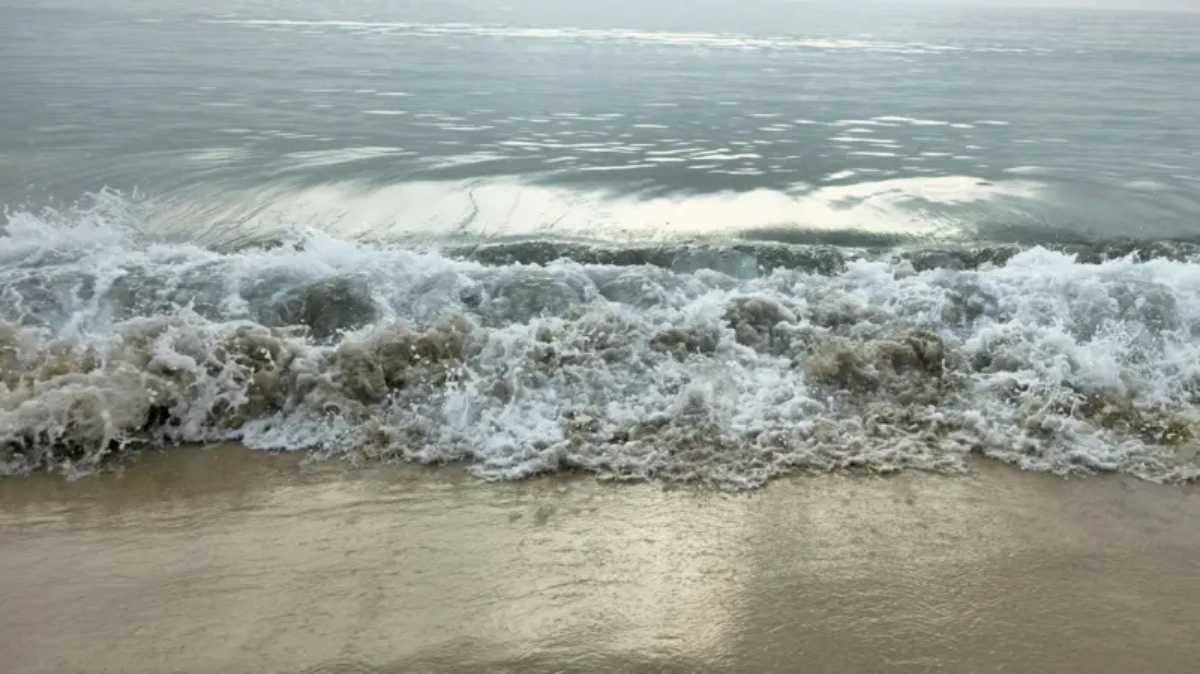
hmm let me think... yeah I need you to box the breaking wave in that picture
[3,193,1199,486]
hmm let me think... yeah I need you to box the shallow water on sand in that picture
[1,445,1197,673]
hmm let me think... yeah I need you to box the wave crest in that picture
[3,201,1200,485]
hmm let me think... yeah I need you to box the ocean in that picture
[3,0,1200,485]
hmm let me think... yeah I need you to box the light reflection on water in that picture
[0,446,1197,673]
[1,1,1199,244]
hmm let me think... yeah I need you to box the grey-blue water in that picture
[2,0,1198,245]
[4,1,1200,484]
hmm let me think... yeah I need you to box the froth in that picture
[2,201,1199,486]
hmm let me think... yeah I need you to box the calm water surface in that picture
[2,0,1198,244]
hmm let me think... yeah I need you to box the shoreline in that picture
[2,444,1198,673]
[4,438,1196,496]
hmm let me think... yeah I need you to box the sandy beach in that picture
[1,446,1197,673]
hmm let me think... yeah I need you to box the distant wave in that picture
[204,18,1046,56]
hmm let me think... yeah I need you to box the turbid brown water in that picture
[1,445,1197,674]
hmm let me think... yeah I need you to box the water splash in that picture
[3,195,1199,485]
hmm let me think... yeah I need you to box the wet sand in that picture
[1,446,1197,674]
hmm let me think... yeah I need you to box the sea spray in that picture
[3,199,1200,485]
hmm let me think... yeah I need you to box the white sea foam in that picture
[2,194,1199,485]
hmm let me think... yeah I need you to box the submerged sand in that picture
[1,446,1197,674]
